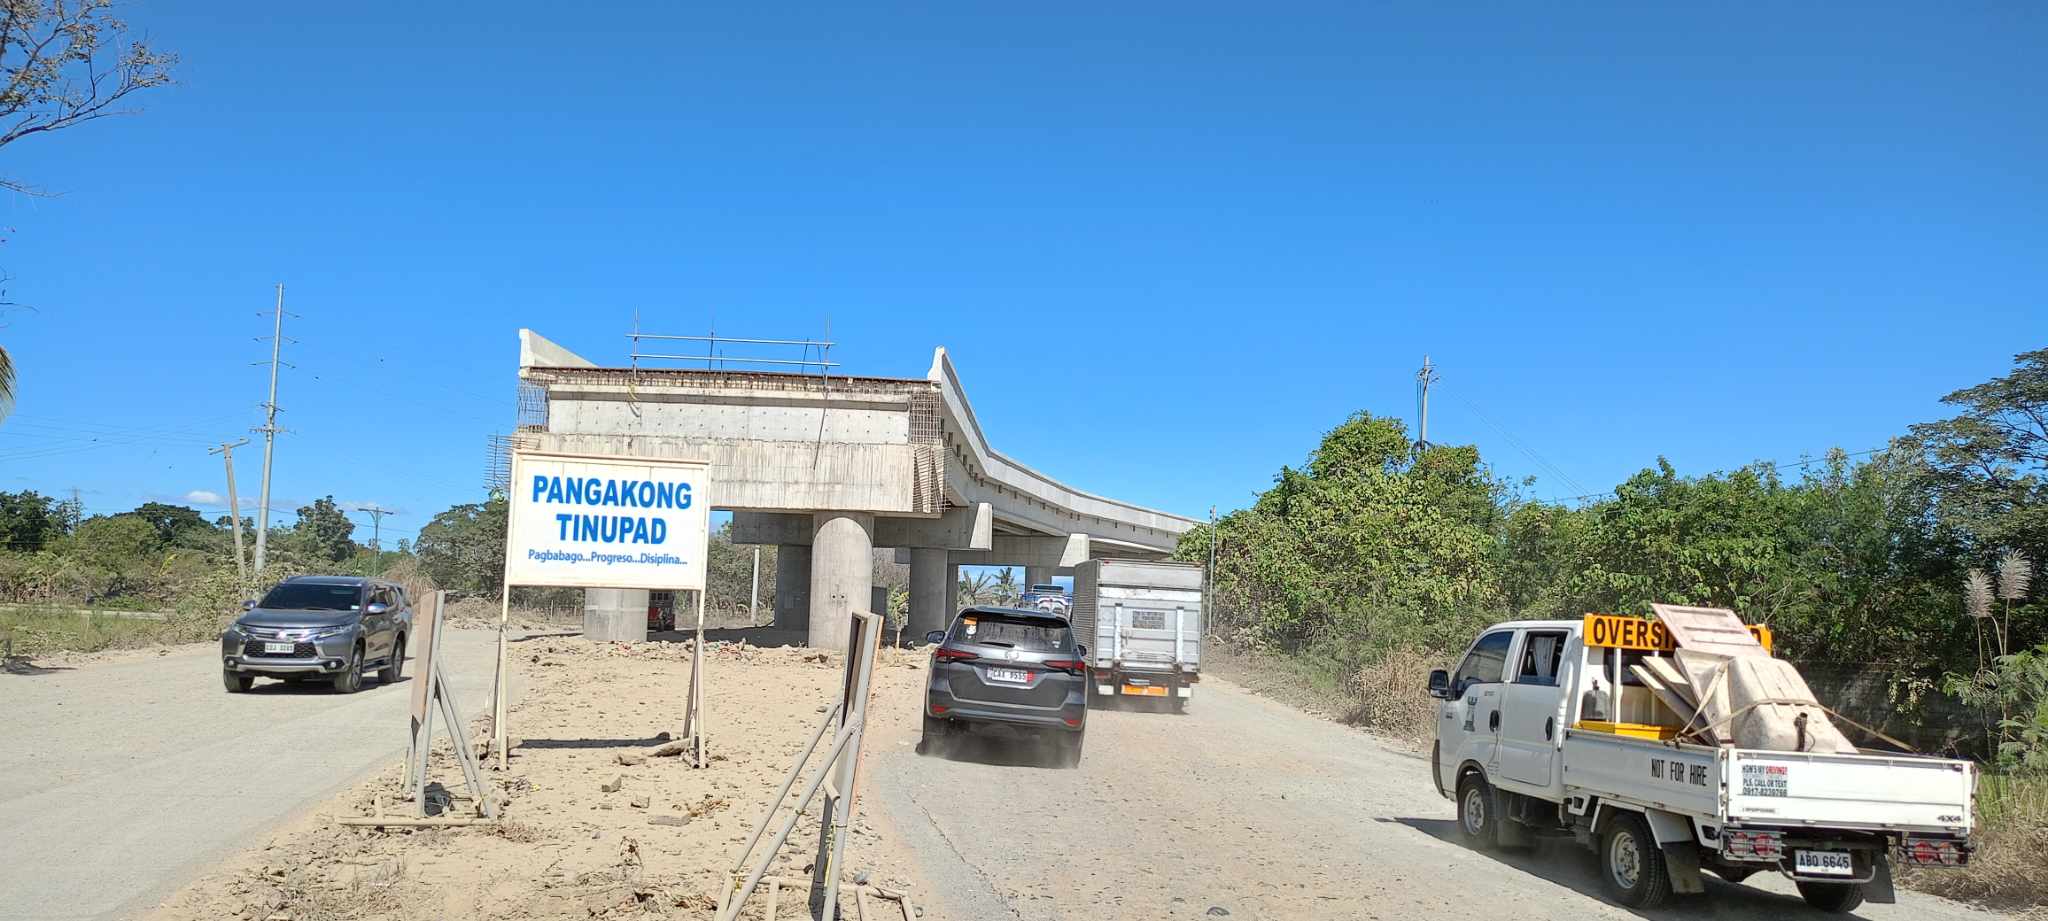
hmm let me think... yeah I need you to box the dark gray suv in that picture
[921,606,1088,767]
[219,576,412,694]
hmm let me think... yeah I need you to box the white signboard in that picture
[502,452,711,590]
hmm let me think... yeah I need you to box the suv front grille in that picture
[244,640,316,658]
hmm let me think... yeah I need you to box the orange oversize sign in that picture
[1581,614,1772,654]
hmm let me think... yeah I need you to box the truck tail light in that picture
[1902,837,1965,867]
[933,647,978,663]
[1724,829,1782,861]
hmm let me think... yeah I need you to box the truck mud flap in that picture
[1866,853,1897,904]
[1660,843,1706,895]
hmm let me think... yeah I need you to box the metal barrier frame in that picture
[718,610,886,921]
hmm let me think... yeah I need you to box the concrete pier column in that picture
[584,588,649,643]
[946,561,960,610]
[807,512,874,651]
[773,545,812,632]
[909,548,950,642]
[1025,565,1051,590]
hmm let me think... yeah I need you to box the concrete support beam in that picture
[946,560,960,616]
[733,504,992,551]
[773,545,811,631]
[807,512,874,651]
[1025,566,1051,589]
[900,533,1089,569]
[583,588,649,643]
[909,548,950,642]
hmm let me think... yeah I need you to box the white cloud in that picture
[183,490,224,506]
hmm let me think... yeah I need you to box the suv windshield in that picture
[258,583,362,612]
[950,612,1072,652]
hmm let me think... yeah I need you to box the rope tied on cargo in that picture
[1670,687,1917,754]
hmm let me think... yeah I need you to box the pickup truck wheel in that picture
[1455,773,1502,848]
[222,669,253,693]
[1795,881,1865,913]
[378,635,405,684]
[332,645,364,694]
[1601,812,1672,909]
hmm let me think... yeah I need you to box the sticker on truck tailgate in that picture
[1741,763,1790,797]
[1650,758,1709,787]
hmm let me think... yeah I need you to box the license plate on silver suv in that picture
[1795,849,1854,877]
[263,642,294,654]
[985,667,1030,684]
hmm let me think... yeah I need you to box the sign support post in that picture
[493,579,511,771]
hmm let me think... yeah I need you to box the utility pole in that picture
[210,439,252,591]
[1415,354,1438,447]
[749,546,761,626]
[356,505,393,577]
[1205,505,1218,619]
[253,284,291,574]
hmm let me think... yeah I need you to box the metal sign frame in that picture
[490,449,716,771]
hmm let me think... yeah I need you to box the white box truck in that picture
[1071,559,1203,711]
[1429,615,1975,913]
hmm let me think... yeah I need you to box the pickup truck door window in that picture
[369,587,393,656]
[1498,629,1570,789]
[1447,630,1513,773]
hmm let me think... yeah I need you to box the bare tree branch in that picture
[0,0,175,190]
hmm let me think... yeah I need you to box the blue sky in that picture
[2,1,2045,542]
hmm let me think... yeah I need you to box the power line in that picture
[1451,394,1592,498]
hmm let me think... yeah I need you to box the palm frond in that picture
[0,343,13,420]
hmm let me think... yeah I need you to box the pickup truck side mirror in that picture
[1427,668,1452,699]
[923,630,945,645]
[365,602,390,615]
[1076,644,1089,658]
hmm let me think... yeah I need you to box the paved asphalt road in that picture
[871,678,2008,921]
[0,629,507,921]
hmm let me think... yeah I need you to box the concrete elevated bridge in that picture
[517,330,1200,648]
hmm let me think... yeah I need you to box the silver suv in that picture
[219,576,412,693]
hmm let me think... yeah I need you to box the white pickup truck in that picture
[1429,617,1976,913]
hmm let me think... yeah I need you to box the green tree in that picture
[0,489,58,551]
[124,502,211,546]
[706,523,776,615]
[289,496,356,563]
[1181,412,1504,655]
[415,495,507,594]
[1908,348,2048,551]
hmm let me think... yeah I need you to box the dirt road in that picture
[0,629,507,921]
[871,676,2007,921]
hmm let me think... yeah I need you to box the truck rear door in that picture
[1109,601,1191,674]
[1726,749,1974,832]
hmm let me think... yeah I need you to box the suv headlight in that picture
[308,625,354,640]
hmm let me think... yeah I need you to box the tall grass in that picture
[1901,771,2048,914]
[0,605,191,656]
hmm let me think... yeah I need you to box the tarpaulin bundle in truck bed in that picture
[1648,604,1858,754]
[1674,650,1859,753]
